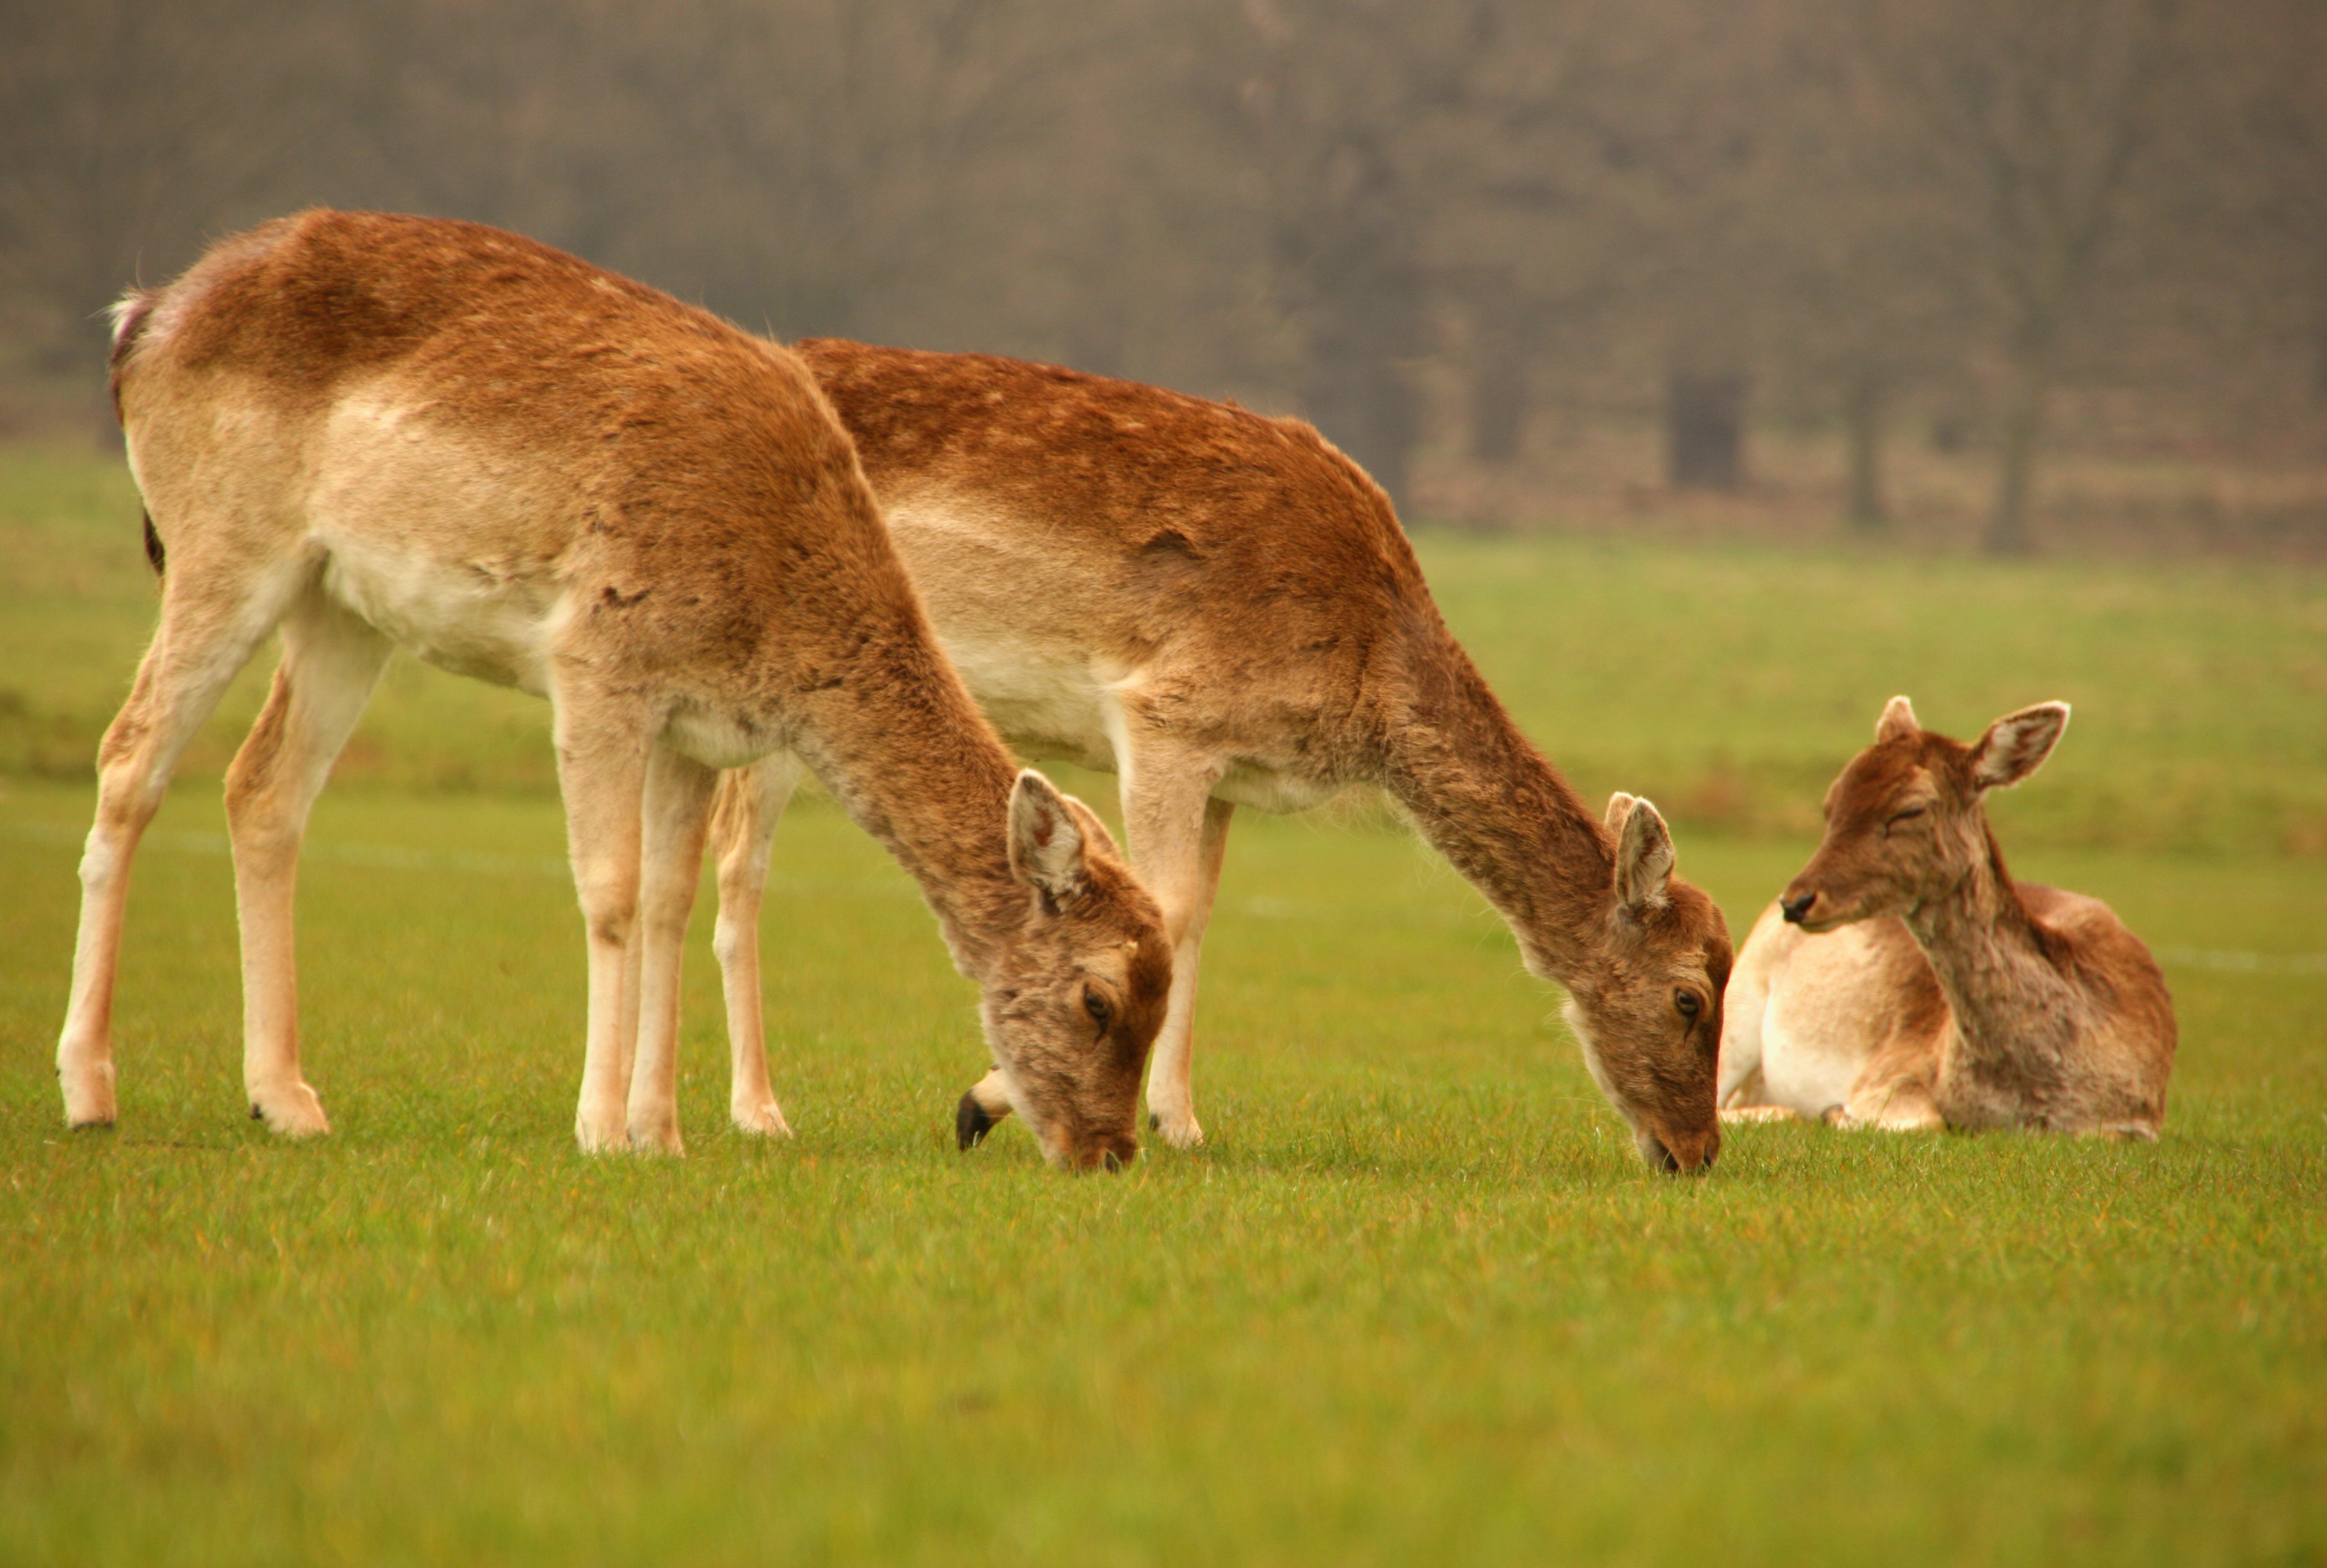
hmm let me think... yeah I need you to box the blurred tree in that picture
[2216,0,2327,408]
[0,0,2311,550]
[0,0,341,429]
[1866,0,2184,553]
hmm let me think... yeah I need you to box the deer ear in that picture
[1614,795,1675,915]
[1971,702,2070,791]
[1008,769,1088,901]
[1604,791,1638,831]
[1876,696,1919,743]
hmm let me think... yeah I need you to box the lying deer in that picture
[1717,697,2174,1138]
[702,342,1734,1172]
[58,211,1170,1167]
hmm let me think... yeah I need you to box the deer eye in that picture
[1674,988,1700,1019]
[1083,988,1112,1032]
[1886,806,1927,830]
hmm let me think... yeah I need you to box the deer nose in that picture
[1781,890,1818,924]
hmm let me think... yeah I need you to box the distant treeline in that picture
[2,0,2321,549]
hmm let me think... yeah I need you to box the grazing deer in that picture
[704,342,1733,1172]
[57,212,1170,1167]
[1717,698,2174,1139]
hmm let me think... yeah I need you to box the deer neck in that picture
[791,678,1031,980]
[1904,822,2078,1095]
[1379,635,1615,985]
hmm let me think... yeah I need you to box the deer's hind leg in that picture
[622,741,719,1155]
[1836,1073,1945,1131]
[224,588,392,1136]
[57,542,314,1127]
[706,756,802,1137]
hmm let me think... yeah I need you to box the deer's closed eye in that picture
[1083,988,1112,1033]
[1886,806,1927,830]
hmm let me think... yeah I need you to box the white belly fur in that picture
[1755,1003,1867,1117]
[940,633,1116,771]
[938,634,1343,815]
[1751,922,1908,1117]
[308,391,564,696]
[318,539,562,695]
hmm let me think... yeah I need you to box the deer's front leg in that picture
[708,756,801,1136]
[555,706,653,1155]
[225,592,392,1137]
[1106,719,1234,1150]
[623,743,719,1155]
[1134,789,1234,1150]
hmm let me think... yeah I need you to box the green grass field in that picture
[2,444,2323,1564]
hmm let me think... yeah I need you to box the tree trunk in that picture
[1985,358,2051,556]
[1302,253,1423,519]
[1844,367,1888,529]
[2313,299,2327,403]
[1468,339,1527,465]
[1666,370,1746,491]
[1466,276,1528,465]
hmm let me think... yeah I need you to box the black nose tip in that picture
[954,1089,997,1150]
[1780,890,1817,924]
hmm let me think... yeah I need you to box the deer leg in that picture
[1719,1103,1798,1125]
[622,742,719,1155]
[1837,1075,1945,1131]
[954,1068,1015,1149]
[223,589,392,1136]
[708,756,802,1136]
[1137,791,1234,1149]
[1715,974,1770,1111]
[56,550,309,1128]
[554,702,655,1154]
[1096,728,1235,1150]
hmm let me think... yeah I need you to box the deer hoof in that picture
[956,1090,997,1150]
[59,1059,118,1128]
[249,1081,330,1139]
[624,1116,683,1157]
[575,1113,630,1155]
[732,1101,794,1138]
[1149,1108,1205,1150]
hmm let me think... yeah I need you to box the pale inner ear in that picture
[1008,769,1090,898]
[1604,791,1638,832]
[1971,702,2070,791]
[1876,695,1919,743]
[1615,796,1675,913]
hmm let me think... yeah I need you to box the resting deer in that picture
[57,212,1170,1167]
[704,342,1733,1172]
[1717,698,2174,1139]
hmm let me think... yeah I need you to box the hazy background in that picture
[2,0,2323,554]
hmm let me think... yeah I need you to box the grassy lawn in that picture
[1,444,2323,1564]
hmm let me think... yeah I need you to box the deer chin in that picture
[1563,1000,1715,1173]
[1638,1122,1718,1175]
[1040,1122,1141,1172]
[998,1065,1139,1172]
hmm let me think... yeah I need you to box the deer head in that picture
[1780,697,2070,934]
[980,770,1173,1169]
[1563,794,1734,1175]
